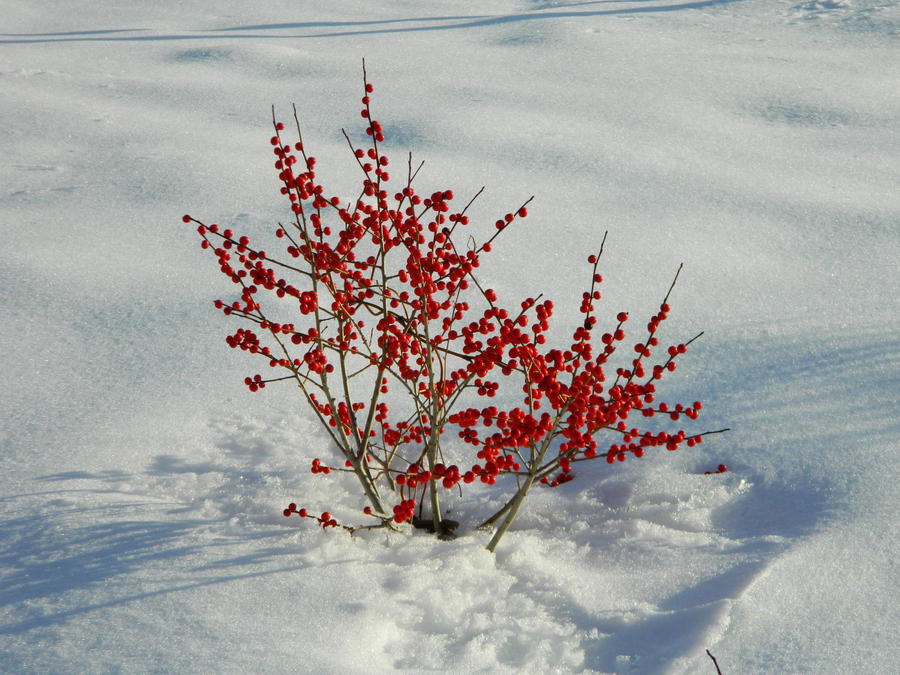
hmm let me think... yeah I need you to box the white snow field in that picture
[1,1,898,673]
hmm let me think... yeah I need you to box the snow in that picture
[1,1,898,672]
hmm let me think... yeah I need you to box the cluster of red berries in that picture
[392,499,416,523]
[310,458,331,475]
[283,503,338,529]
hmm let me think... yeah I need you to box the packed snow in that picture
[1,1,898,672]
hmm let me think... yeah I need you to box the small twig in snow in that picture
[706,649,723,674]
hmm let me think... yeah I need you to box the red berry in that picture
[718,464,727,473]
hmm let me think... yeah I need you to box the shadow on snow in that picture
[0,0,746,44]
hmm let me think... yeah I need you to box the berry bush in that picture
[183,61,727,552]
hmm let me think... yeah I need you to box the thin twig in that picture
[706,649,723,675]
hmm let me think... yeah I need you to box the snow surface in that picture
[1,1,898,673]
